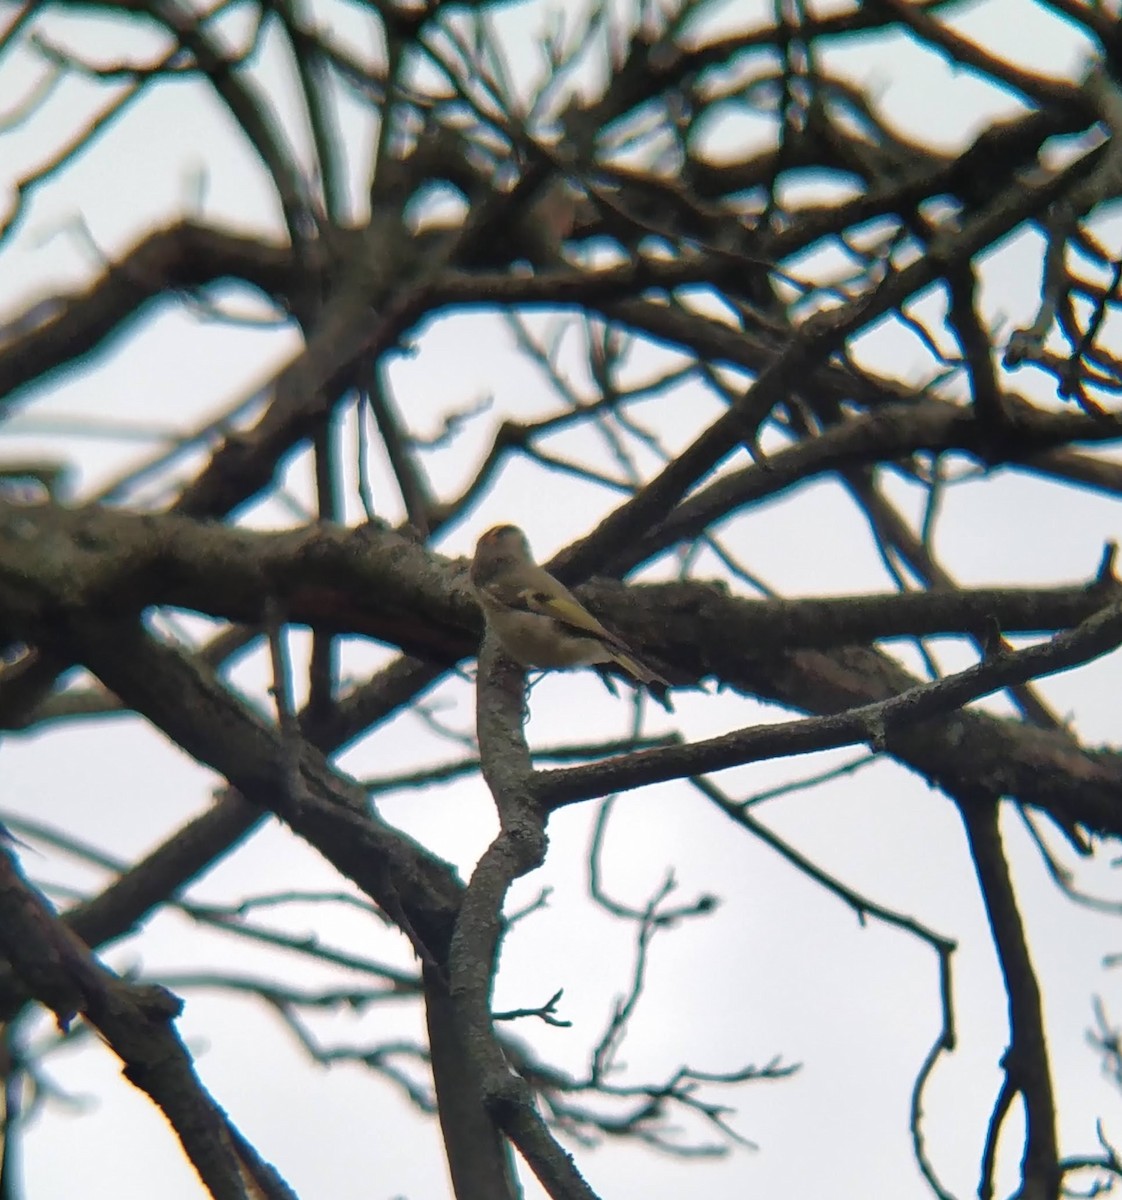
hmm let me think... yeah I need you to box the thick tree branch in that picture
[536,599,1122,831]
[0,845,289,1200]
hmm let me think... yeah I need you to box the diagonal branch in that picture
[536,597,1122,820]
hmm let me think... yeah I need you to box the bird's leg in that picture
[593,665,620,697]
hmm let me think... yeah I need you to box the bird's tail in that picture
[608,649,674,712]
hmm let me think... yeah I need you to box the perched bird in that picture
[470,524,672,709]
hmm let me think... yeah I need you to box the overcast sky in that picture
[1,2,1120,1199]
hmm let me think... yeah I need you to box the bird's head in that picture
[471,524,533,585]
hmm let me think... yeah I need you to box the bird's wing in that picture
[484,567,646,656]
[519,584,618,642]
[488,576,673,704]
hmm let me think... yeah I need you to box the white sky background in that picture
[1,1,1121,1199]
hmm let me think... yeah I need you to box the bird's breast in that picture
[485,605,608,669]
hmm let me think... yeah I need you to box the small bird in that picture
[470,524,672,709]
